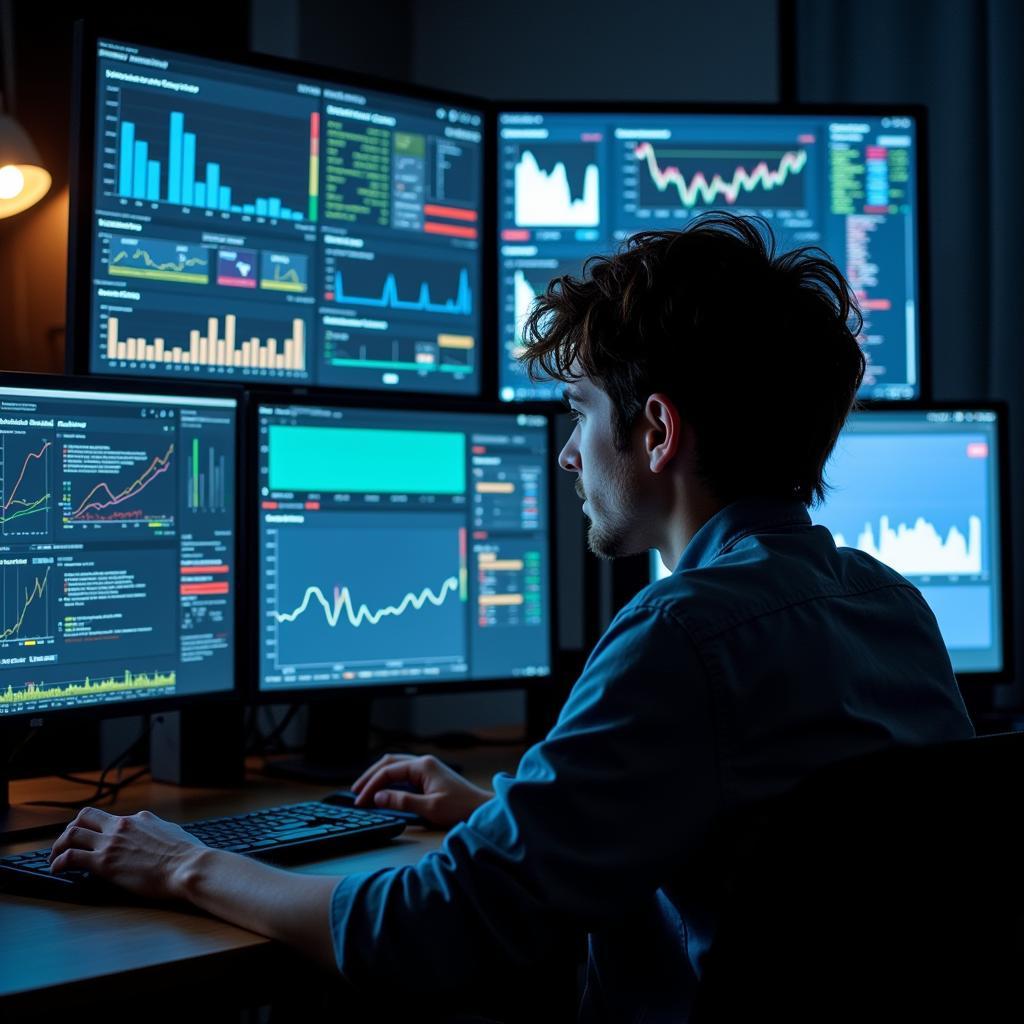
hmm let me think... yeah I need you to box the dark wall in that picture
[409,1,779,102]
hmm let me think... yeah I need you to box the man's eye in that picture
[568,409,583,423]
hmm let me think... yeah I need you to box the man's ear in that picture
[643,393,683,473]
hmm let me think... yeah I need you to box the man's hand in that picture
[351,753,493,830]
[48,806,207,900]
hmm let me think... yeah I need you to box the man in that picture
[49,214,974,1021]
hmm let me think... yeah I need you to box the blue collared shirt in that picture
[331,498,974,1020]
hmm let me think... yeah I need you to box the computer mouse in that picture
[322,789,431,828]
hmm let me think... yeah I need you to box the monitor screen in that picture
[650,407,1005,676]
[256,402,551,693]
[498,109,921,403]
[0,380,237,716]
[77,38,483,396]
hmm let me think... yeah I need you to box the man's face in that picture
[558,376,647,559]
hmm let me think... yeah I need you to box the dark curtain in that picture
[798,0,1024,709]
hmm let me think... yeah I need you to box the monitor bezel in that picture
[0,370,245,721]
[492,101,932,406]
[66,20,495,402]
[244,387,560,705]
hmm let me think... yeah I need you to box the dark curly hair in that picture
[520,212,865,506]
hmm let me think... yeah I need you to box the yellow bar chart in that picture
[105,314,306,371]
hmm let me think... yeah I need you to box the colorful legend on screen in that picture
[87,40,482,396]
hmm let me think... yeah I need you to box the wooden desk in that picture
[0,746,522,1017]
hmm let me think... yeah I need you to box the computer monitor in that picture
[0,375,239,716]
[497,106,925,403]
[68,29,485,397]
[651,405,1009,679]
[253,398,553,698]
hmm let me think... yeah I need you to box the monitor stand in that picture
[261,698,376,787]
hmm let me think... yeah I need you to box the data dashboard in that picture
[256,403,551,692]
[651,408,1005,675]
[80,39,483,396]
[498,109,921,402]
[0,382,237,715]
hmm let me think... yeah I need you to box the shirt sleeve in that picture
[330,602,721,994]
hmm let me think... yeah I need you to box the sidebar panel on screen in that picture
[256,403,550,693]
[0,385,236,715]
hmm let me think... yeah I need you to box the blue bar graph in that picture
[168,112,184,204]
[206,163,220,209]
[332,268,473,316]
[119,122,135,195]
[182,132,196,205]
[132,140,148,198]
[146,161,161,201]
[114,111,306,219]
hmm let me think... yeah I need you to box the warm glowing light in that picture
[0,164,24,199]
[0,164,51,217]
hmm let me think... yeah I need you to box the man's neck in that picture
[657,491,725,573]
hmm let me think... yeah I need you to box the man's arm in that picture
[50,601,717,990]
[48,806,339,969]
[178,846,339,968]
[331,603,720,992]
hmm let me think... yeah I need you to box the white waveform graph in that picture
[273,576,461,629]
[514,149,600,227]
[833,514,983,576]
[513,270,538,356]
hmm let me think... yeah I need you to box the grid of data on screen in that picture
[256,404,551,691]
[0,385,236,715]
[498,111,919,402]
[87,40,483,395]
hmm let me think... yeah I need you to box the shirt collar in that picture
[675,497,812,572]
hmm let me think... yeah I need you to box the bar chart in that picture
[104,312,307,374]
[110,95,318,222]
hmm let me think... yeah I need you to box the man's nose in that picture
[558,433,580,473]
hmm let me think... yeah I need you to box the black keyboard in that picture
[0,800,405,902]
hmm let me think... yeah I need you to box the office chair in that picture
[692,730,1024,1023]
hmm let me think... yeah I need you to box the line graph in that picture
[107,237,209,284]
[1,436,51,537]
[631,142,808,210]
[259,251,309,294]
[273,577,460,629]
[61,439,175,528]
[0,565,52,646]
[329,266,472,316]
[267,520,467,672]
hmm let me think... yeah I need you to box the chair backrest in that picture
[692,731,1024,1022]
